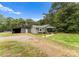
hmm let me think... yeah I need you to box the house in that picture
[31,24,55,34]
[12,24,55,34]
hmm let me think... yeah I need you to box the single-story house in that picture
[31,24,55,34]
[12,24,55,34]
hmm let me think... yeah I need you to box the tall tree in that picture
[43,2,79,33]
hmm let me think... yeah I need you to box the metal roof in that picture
[32,24,55,28]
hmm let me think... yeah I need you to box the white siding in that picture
[38,28,45,33]
[25,29,28,33]
[21,28,25,33]
[31,28,38,34]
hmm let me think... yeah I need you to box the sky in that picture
[0,2,52,21]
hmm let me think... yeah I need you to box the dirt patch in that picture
[26,39,79,56]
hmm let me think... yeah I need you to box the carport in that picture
[12,28,21,33]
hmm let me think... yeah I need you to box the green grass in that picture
[0,40,47,57]
[46,33,79,48]
[0,32,29,37]
[0,32,12,37]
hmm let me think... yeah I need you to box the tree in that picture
[42,2,79,33]
[0,14,7,31]
[26,19,35,28]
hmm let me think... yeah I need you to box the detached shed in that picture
[12,27,28,33]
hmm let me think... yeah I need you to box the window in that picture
[36,28,39,30]
[40,29,41,31]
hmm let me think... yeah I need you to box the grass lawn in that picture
[0,32,79,56]
[0,40,47,57]
[46,33,79,48]
[0,32,12,37]
[30,33,79,48]
[0,32,31,37]
[0,32,79,48]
